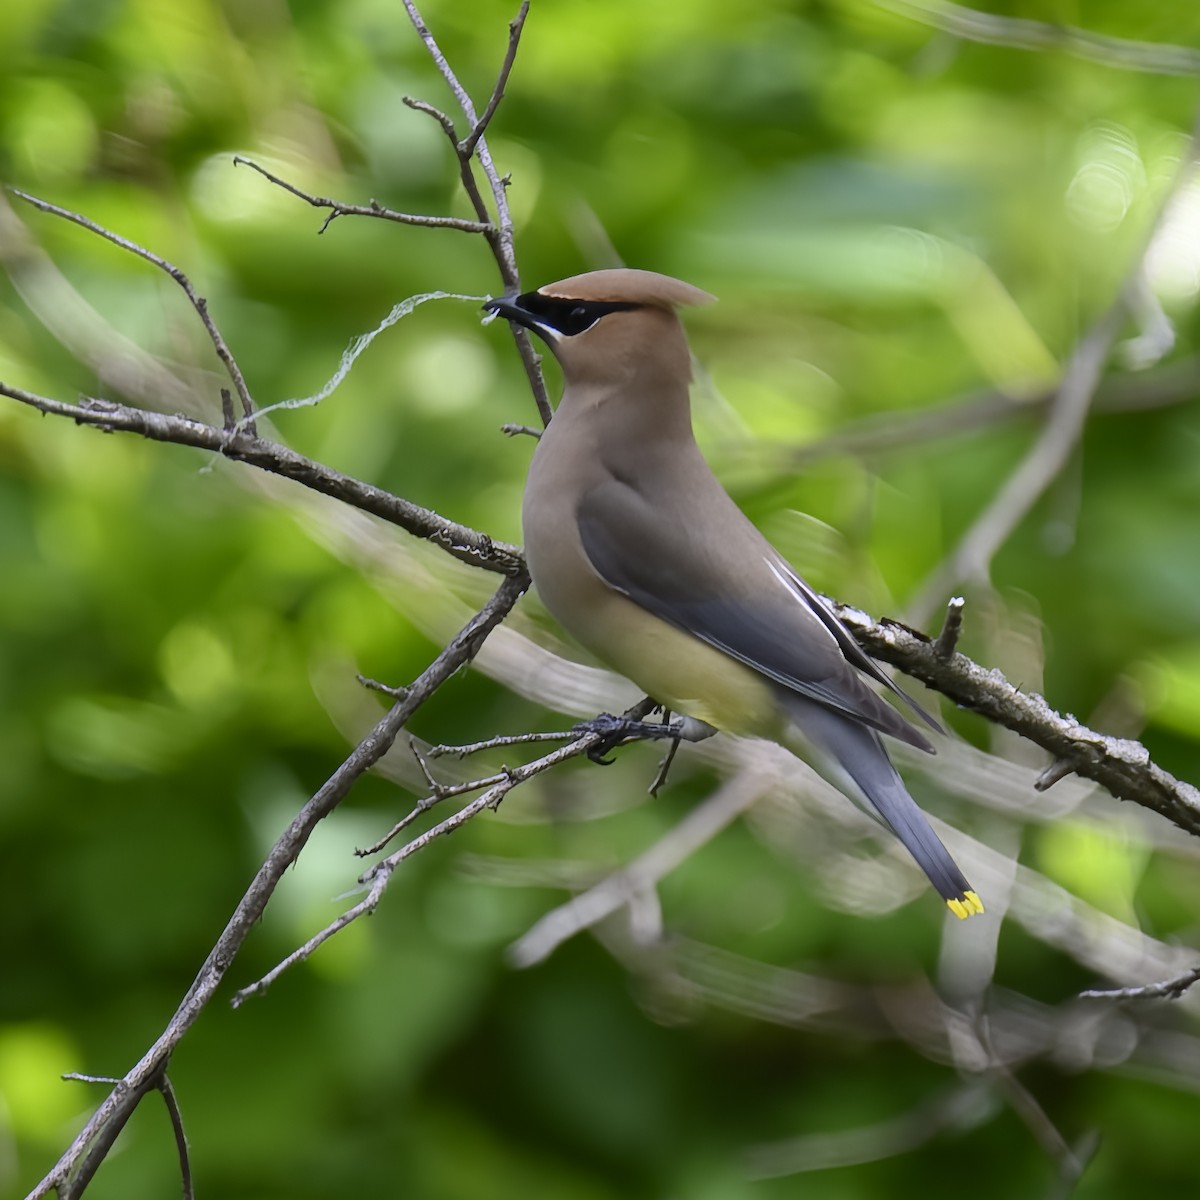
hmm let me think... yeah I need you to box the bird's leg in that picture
[574,711,716,765]
[649,708,682,797]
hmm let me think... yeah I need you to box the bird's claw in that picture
[574,712,679,764]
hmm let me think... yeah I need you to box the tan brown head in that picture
[484,268,714,387]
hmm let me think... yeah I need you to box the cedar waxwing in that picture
[484,269,983,919]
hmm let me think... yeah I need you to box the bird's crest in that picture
[538,268,714,311]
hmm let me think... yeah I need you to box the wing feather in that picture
[577,479,935,753]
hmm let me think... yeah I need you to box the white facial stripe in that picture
[524,318,562,342]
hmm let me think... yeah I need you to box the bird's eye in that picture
[570,306,587,319]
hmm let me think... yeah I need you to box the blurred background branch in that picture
[2,1,1200,1198]
[875,0,1200,76]
[906,106,1200,623]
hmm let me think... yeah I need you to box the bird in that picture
[484,269,983,920]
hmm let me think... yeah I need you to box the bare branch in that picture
[501,422,542,439]
[648,735,682,798]
[402,96,459,143]
[933,596,965,659]
[4,361,1194,837]
[830,598,1200,835]
[236,734,589,997]
[231,156,493,235]
[1081,965,1200,1002]
[401,96,495,237]
[23,575,526,1199]
[459,1,530,157]
[356,674,410,700]
[506,329,554,428]
[426,729,579,758]
[357,702,655,854]
[237,698,663,999]
[9,187,256,422]
[0,383,523,576]
[157,1076,194,1200]
[401,0,515,241]
[400,0,553,427]
[877,0,1200,77]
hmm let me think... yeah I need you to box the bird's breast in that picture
[522,440,777,736]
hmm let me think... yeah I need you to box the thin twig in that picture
[358,699,659,857]
[459,1,530,157]
[830,597,1200,834]
[648,737,681,797]
[877,0,1200,77]
[933,596,965,659]
[1080,965,1200,1002]
[355,756,533,855]
[400,0,553,427]
[157,1076,194,1200]
[356,674,410,700]
[9,187,256,422]
[1033,758,1076,793]
[426,729,579,758]
[236,731,607,1001]
[23,575,526,1200]
[232,156,492,236]
[401,97,495,239]
[400,0,515,250]
[402,96,458,142]
[4,358,1196,834]
[233,789,500,1004]
[409,737,446,796]
[237,698,667,999]
[0,383,523,576]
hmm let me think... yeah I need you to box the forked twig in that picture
[231,156,492,236]
[23,575,526,1199]
[9,187,255,423]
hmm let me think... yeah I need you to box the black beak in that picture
[483,294,538,332]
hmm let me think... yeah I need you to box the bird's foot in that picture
[573,712,683,765]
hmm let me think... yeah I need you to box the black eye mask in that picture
[514,291,642,336]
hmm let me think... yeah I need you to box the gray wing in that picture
[772,559,943,734]
[577,477,937,753]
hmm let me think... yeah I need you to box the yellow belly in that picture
[521,430,779,736]
[536,569,779,736]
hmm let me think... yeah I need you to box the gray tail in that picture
[780,693,983,919]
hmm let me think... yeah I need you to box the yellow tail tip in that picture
[946,891,986,920]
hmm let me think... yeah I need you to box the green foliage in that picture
[3,1,1200,1197]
